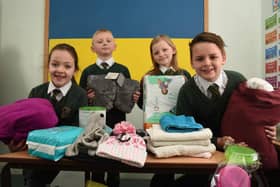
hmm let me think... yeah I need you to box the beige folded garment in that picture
[191,152,213,159]
[151,139,211,147]
[147,125,212,142]
[147,140,216,158]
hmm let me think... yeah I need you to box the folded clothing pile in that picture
[147,115,215,158]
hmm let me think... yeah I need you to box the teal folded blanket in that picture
[160,114,203,133]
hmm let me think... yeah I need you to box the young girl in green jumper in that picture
[15,43,88,187]
[137,34,191,187]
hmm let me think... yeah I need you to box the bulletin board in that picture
[44,0,208,82]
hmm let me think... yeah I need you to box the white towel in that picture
[147,125,212,142]
[191,152,213,159]
[151,139,211,147]
[147,140,216,158]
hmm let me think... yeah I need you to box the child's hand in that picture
[236,142,248,147]
[87,89,95,99]
[8,139,27,152]
[87,89,95,105]
[264,125,277,141]
[217,136,235,150]
[133,91,140,103]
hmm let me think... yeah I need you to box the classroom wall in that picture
[0,0,268,106]
[0,0,273,185]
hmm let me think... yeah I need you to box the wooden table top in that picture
[0,151,225,170]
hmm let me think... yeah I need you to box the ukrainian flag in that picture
[49,0,205,81]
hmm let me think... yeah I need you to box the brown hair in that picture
[148,35,179,74]
[48,43,79,71]
[48,43,79,83]
[189,32,226,60]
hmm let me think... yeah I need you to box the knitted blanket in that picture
[0,98,58,144]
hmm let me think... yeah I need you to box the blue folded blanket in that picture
[160,114,203,133]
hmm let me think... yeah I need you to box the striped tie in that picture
[101,62,108,70]
[208,84,220,100]
[51,89,61,102]
[165,69,174,75]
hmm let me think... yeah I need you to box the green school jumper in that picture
[176,70,246,143]
[29,82,88,126]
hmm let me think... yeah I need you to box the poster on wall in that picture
[273,0,280,12]
[265,12,280,88]
[46,0,208,81]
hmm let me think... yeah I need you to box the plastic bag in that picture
[27,126,83,161]
[211,145,263,187]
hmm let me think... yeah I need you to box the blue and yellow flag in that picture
[49,0,205,81]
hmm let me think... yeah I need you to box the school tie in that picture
[165,69,175,75]
[101,62,109,70]
[51,89,62,102]
[208,83,220,100]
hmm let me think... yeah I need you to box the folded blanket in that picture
[147,140,216,158]
[147,125,212,142]
[0,98,58,144]
[191,152,213,159]
[151,139,211,147]
[160,115,203,133]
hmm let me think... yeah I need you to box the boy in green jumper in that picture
[175,32,276,186]
[79,29,139,187]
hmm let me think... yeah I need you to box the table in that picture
[0,151,225,187]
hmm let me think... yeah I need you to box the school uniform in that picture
[29,81,88,125]
[24,81,88,187]
[173,70,246,187]
[80,59,130,128]
[79,58,131,187]
[176,70,246,144]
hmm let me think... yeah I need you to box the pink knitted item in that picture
[96,134,147,167]
[113,121,136,135]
